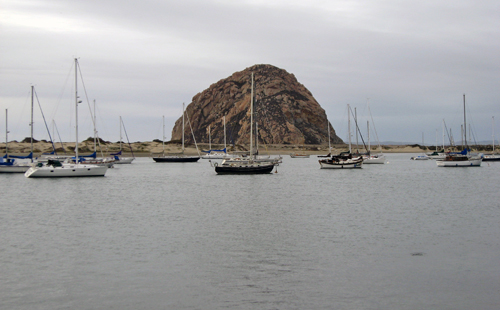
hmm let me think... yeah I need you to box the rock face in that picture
[172,64,343,146]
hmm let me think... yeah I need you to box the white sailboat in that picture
[111,116,135,164]
[436,94,482,167]
[201,122,228,159]
[25,58,108,177]
[363,102,386,164]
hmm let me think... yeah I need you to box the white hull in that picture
[363,154,386,164]
[319,157,363,169]
[201,153,227,159]
[25,163,108,178]
[113,157,134,164]
[436,158,482,167]
[0,165,31,173]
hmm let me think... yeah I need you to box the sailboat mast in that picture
[162,115,165,155]
[463,94,467,150]
[182,103,185,152]
[367,120,370,153]
[223,116,226,151]
[93,99,97,152]
[5,109,8,156]
[119,116,123,151]
[347,104,352,153]
[75,58,79,161]
[493,116,495,153]
[250,73,254,158]
[355,107,359,153]
[31,86,34,156]
[208,125,211,150]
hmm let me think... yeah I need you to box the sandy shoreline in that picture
[1,140,435,157]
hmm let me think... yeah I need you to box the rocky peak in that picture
[171,64,342,146]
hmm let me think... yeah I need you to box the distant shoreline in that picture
[1,140,481,156]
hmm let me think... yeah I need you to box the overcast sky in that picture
[1,0,499,145]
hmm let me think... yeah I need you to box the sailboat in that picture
[482,116,500,161]
[362,102,386,164]
[318,104,363,169]
[201,122,228,159]
[436,94,482,167]
[0,106,33,173]
[111,116,135,164]
[25,58,108,177]
[152,103,200,163]
[213,73,277,174]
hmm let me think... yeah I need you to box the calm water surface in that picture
[1,154,499,309]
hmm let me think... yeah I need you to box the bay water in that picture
[1,154,499,309]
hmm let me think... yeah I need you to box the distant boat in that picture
[411,154,429,160]
[152,104,200,163]
[290,153,310,158]
[1,88,35,173]
[25,58,108,178]
[319,104,363,169]
[436,95,482,167]
[112,116,135,164]
[214,73,277,174]
[363,103,386,164]
[482,116,500,161]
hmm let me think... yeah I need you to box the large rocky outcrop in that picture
[172,64,343,146]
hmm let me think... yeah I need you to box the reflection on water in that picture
[2,154,500,309]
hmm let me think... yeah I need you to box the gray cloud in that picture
[1,0,499,145]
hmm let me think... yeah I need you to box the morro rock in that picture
[172,64,343,146]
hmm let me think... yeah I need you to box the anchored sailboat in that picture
[25,58,108,177]
[152,103,200,163]
[436,94,482,167]
[213,73,277,174]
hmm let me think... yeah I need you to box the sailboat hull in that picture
[215,163,275,174]
[25,164,108,178]
[152,156,200,163]
[0,165,30,173]
[436,158,482,167]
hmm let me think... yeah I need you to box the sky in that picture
[1,0,499,145]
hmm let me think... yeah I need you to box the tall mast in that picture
[250,73,254,158]
[182,103,185,152]
[31,85,34,157]
[208,125,211,150]
[5,109,8,157]
[75,58,79,161]
[367,120,370,153]
[162,115,165,155]
[355,107,359,153]
[347,104,352,153]
[119,116,123,152]
[463,94,467,150]
[93,99,97,152]
[493,116,495,153]
[223,116,226,151]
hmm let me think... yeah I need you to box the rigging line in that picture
[184,106,201,156]
[348,105,368,152]
[52,120,67,154]
[76,60,97,133]
[51,63,74,122]
[34,88,57,154]
[367,104,382,150]
[120,117,135,158]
